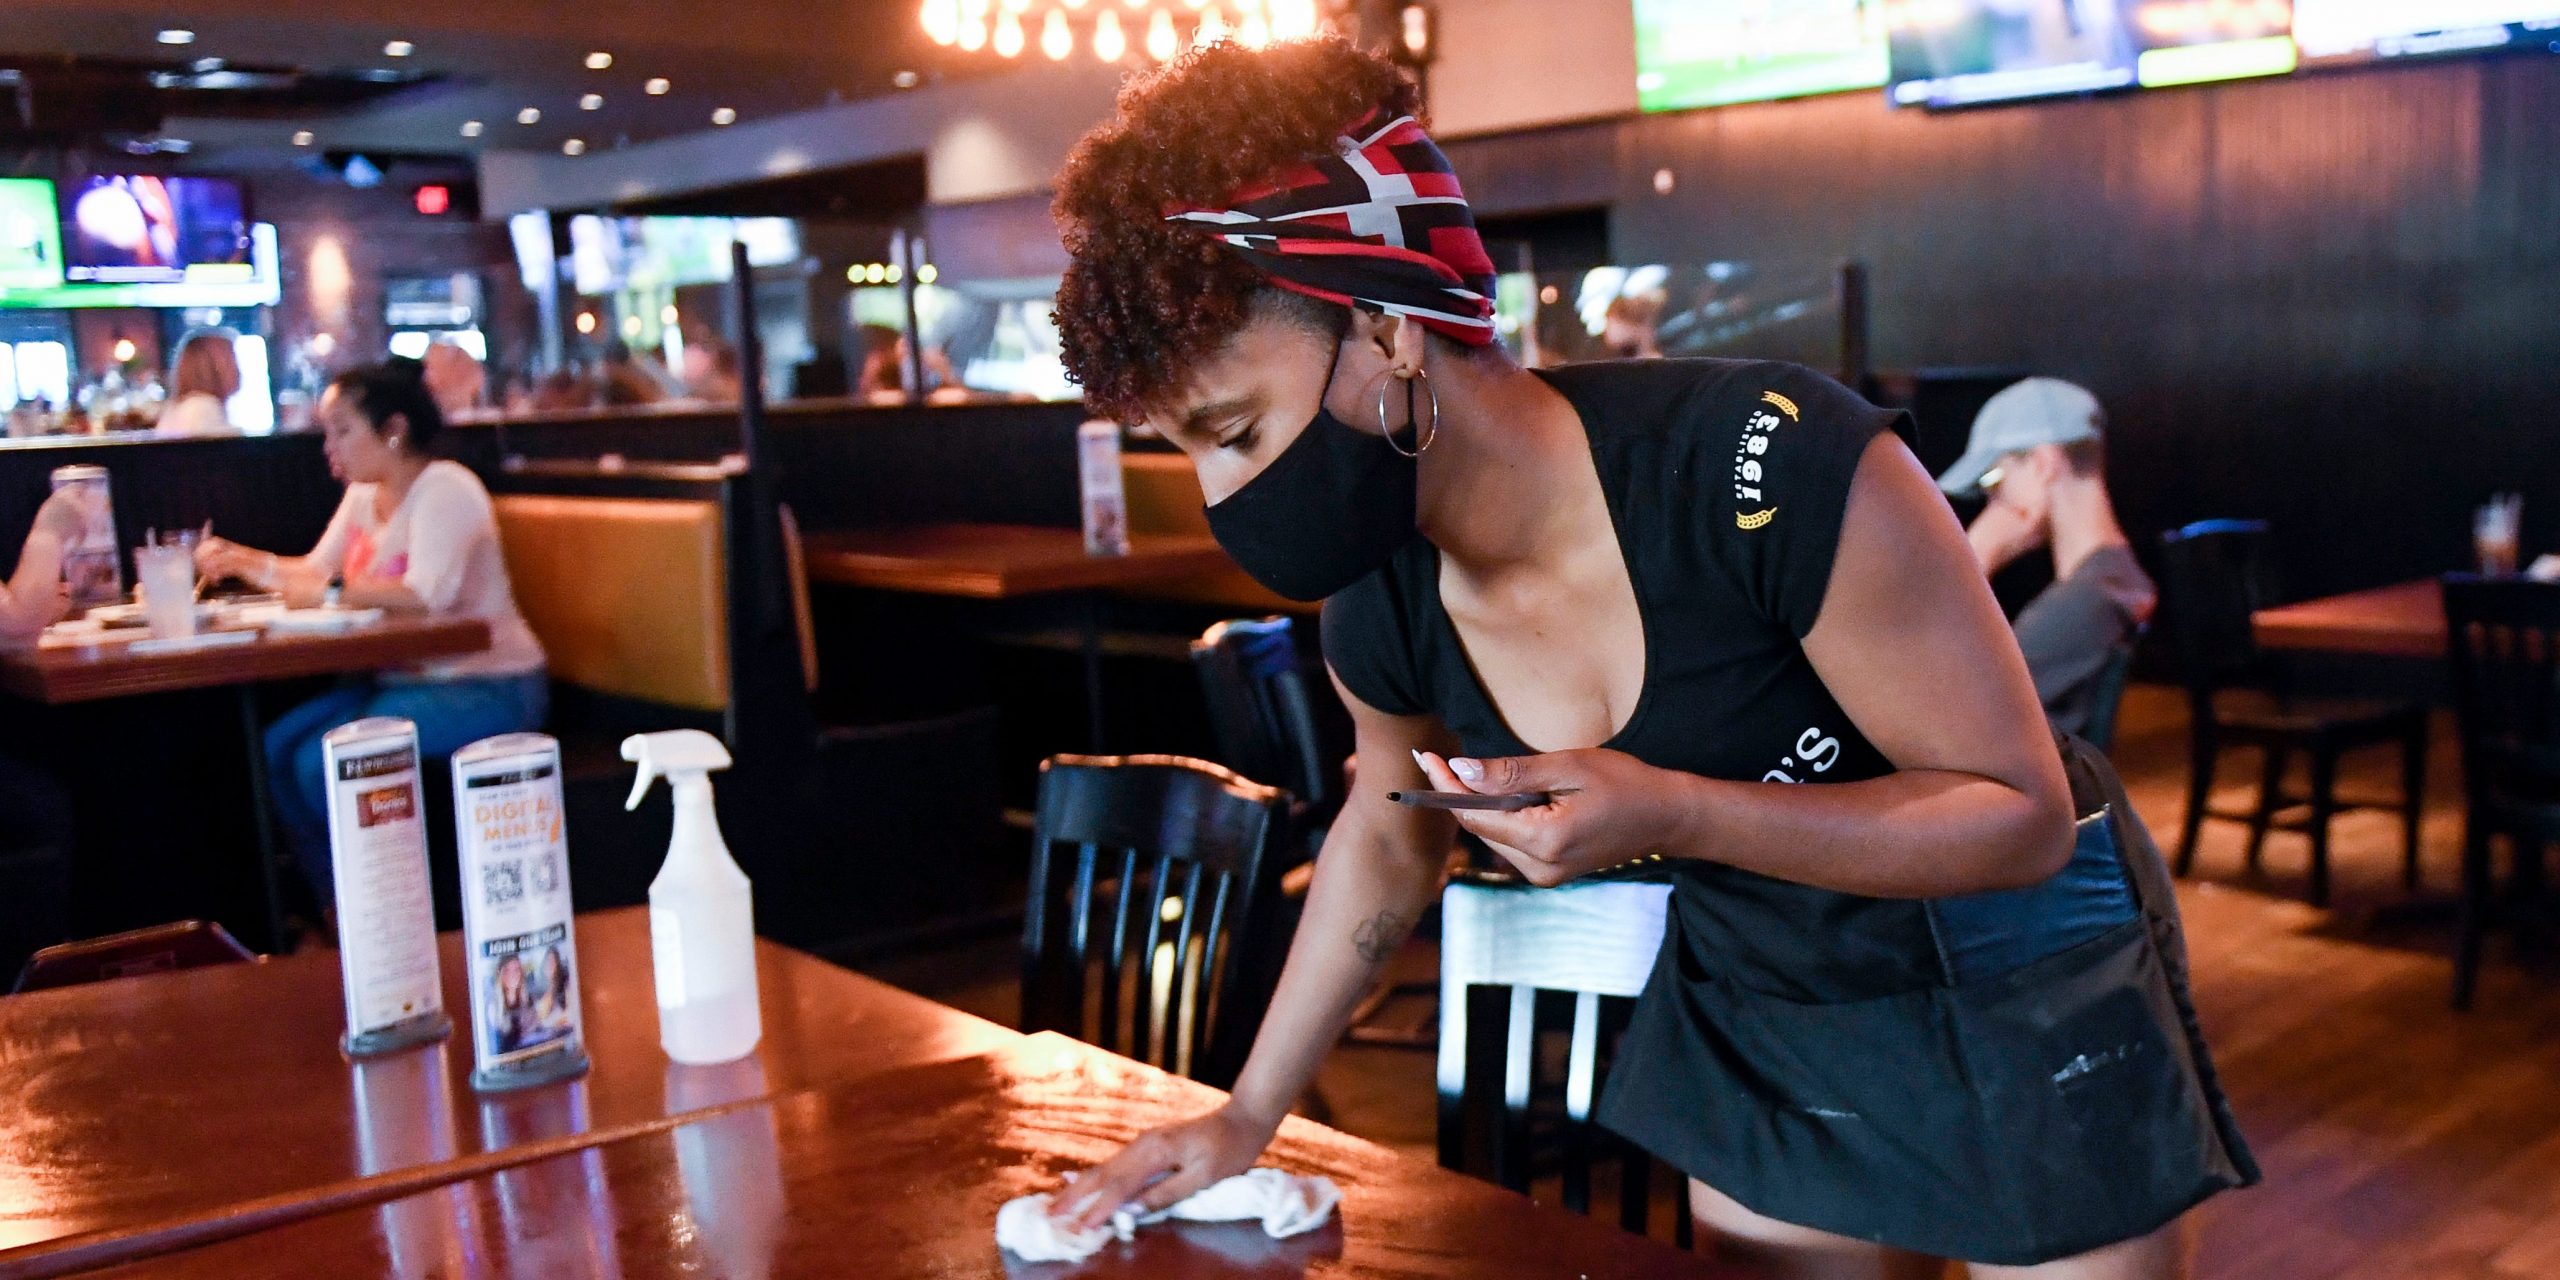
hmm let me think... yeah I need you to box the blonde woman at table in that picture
[1040,39,2252,1280]
[156,329,245,439]
[194,357,547,905]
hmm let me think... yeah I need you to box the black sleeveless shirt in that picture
[1318,358,2255,1264]
[1323,357,1926,1003]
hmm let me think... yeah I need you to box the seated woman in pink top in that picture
[196,357,547,906]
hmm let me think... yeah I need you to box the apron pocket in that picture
[1681,971,1989,1239]
[1949,917,2232,1262]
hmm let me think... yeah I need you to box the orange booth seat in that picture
[494,494,733,713]
[1118,452,1315,616]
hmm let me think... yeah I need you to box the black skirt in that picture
[1594,738,2258,1266]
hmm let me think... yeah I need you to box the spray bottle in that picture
[624,730,761,1065]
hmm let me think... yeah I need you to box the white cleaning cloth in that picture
[996,1167,1341,1263]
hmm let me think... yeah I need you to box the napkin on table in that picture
[995,1167,1340,1263]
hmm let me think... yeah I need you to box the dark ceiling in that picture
[1,0,965,167]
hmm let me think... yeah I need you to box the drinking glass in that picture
[2475,496,2522,577]
[134,545,197,641]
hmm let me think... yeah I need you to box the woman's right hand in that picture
[1048,1102,1281,1234]
[30,487,95,545]
[193,537,266,586]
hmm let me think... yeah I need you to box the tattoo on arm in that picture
[1352,909,1414,966]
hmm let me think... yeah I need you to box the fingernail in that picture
[1411,748,1431,774]
[1451,758,1483,783]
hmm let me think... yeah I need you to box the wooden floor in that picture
[2110,686,2560,1280]
[872,683,2560,1278]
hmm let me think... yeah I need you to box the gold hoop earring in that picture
[1377,368,1438,459]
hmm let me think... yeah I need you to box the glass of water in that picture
[134,544,198,641]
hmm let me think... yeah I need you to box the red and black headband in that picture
[1163,110,1497,347]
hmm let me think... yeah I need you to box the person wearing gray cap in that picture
[1939,377,2156,741]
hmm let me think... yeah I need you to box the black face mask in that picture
[1203,349,1418,602]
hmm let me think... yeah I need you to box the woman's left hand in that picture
[1413,748,1694,887]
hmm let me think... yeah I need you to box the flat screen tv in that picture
[0,179,64,291]
[567,215,628,296]
[60,174,252,284]
[1633,0,1890,110]
[2292,0,2560,61]
[0,223,280,309]
[1886,0,2292,106]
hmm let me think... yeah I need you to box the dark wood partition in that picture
[443,397,1090,533]
[1442,56,2560,603]
[0,434,342,581]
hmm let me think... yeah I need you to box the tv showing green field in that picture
[0,179,64,291]
[1634,0,1889,112]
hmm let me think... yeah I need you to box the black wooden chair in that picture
[1189,617,1343,860]
[2441,575,2560,1010]
[2157,520,2427,906]
[12,920,257,994]
[1436,871,1692,1248]
[1192,616,1449,1050]
[1021,754,1291,1090]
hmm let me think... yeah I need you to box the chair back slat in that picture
[1022,755,1289,1089]
[2444,576,2560,808]
[1436,876,1684,1248]
[2156,519,2275,701]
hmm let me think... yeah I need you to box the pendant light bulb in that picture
[922,0,960,44]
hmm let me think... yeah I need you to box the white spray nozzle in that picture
[622,729,733,810]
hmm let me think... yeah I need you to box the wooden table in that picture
[0,908,1016,1278]
[802,523,1237,747]
[0,615,493,949]
[800,523,1233,601]
[0,616,492,705]
[2251,579,2446,659]
[56,1031,1727,1280]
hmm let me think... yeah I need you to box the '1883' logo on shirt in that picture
[1733,390,1799,529]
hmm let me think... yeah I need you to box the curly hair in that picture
[1051,37,1421,423]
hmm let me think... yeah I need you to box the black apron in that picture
[1321,358,2256,1264]
[1597,735,2256,1264]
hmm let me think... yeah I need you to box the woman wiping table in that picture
[1042,36,2253,1280]
[195,357,547,904]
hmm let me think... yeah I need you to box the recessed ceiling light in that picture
[517,107,542,124]
[460,120,484,138]
[710,106,737,125]
[383,40,414,57]
[893,70,920,88]
[644,77,670,95]
[157,29,195,45]
[580,93,603,110]
[584,51,613,70]
[563,138,586,156]
[291,130,314,146]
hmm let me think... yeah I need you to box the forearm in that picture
[337,578,428,612]
[0,533,64,633]
[1968,519,2026,577]
[1662,767,2072,898]
[1223,813,1447,1126]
